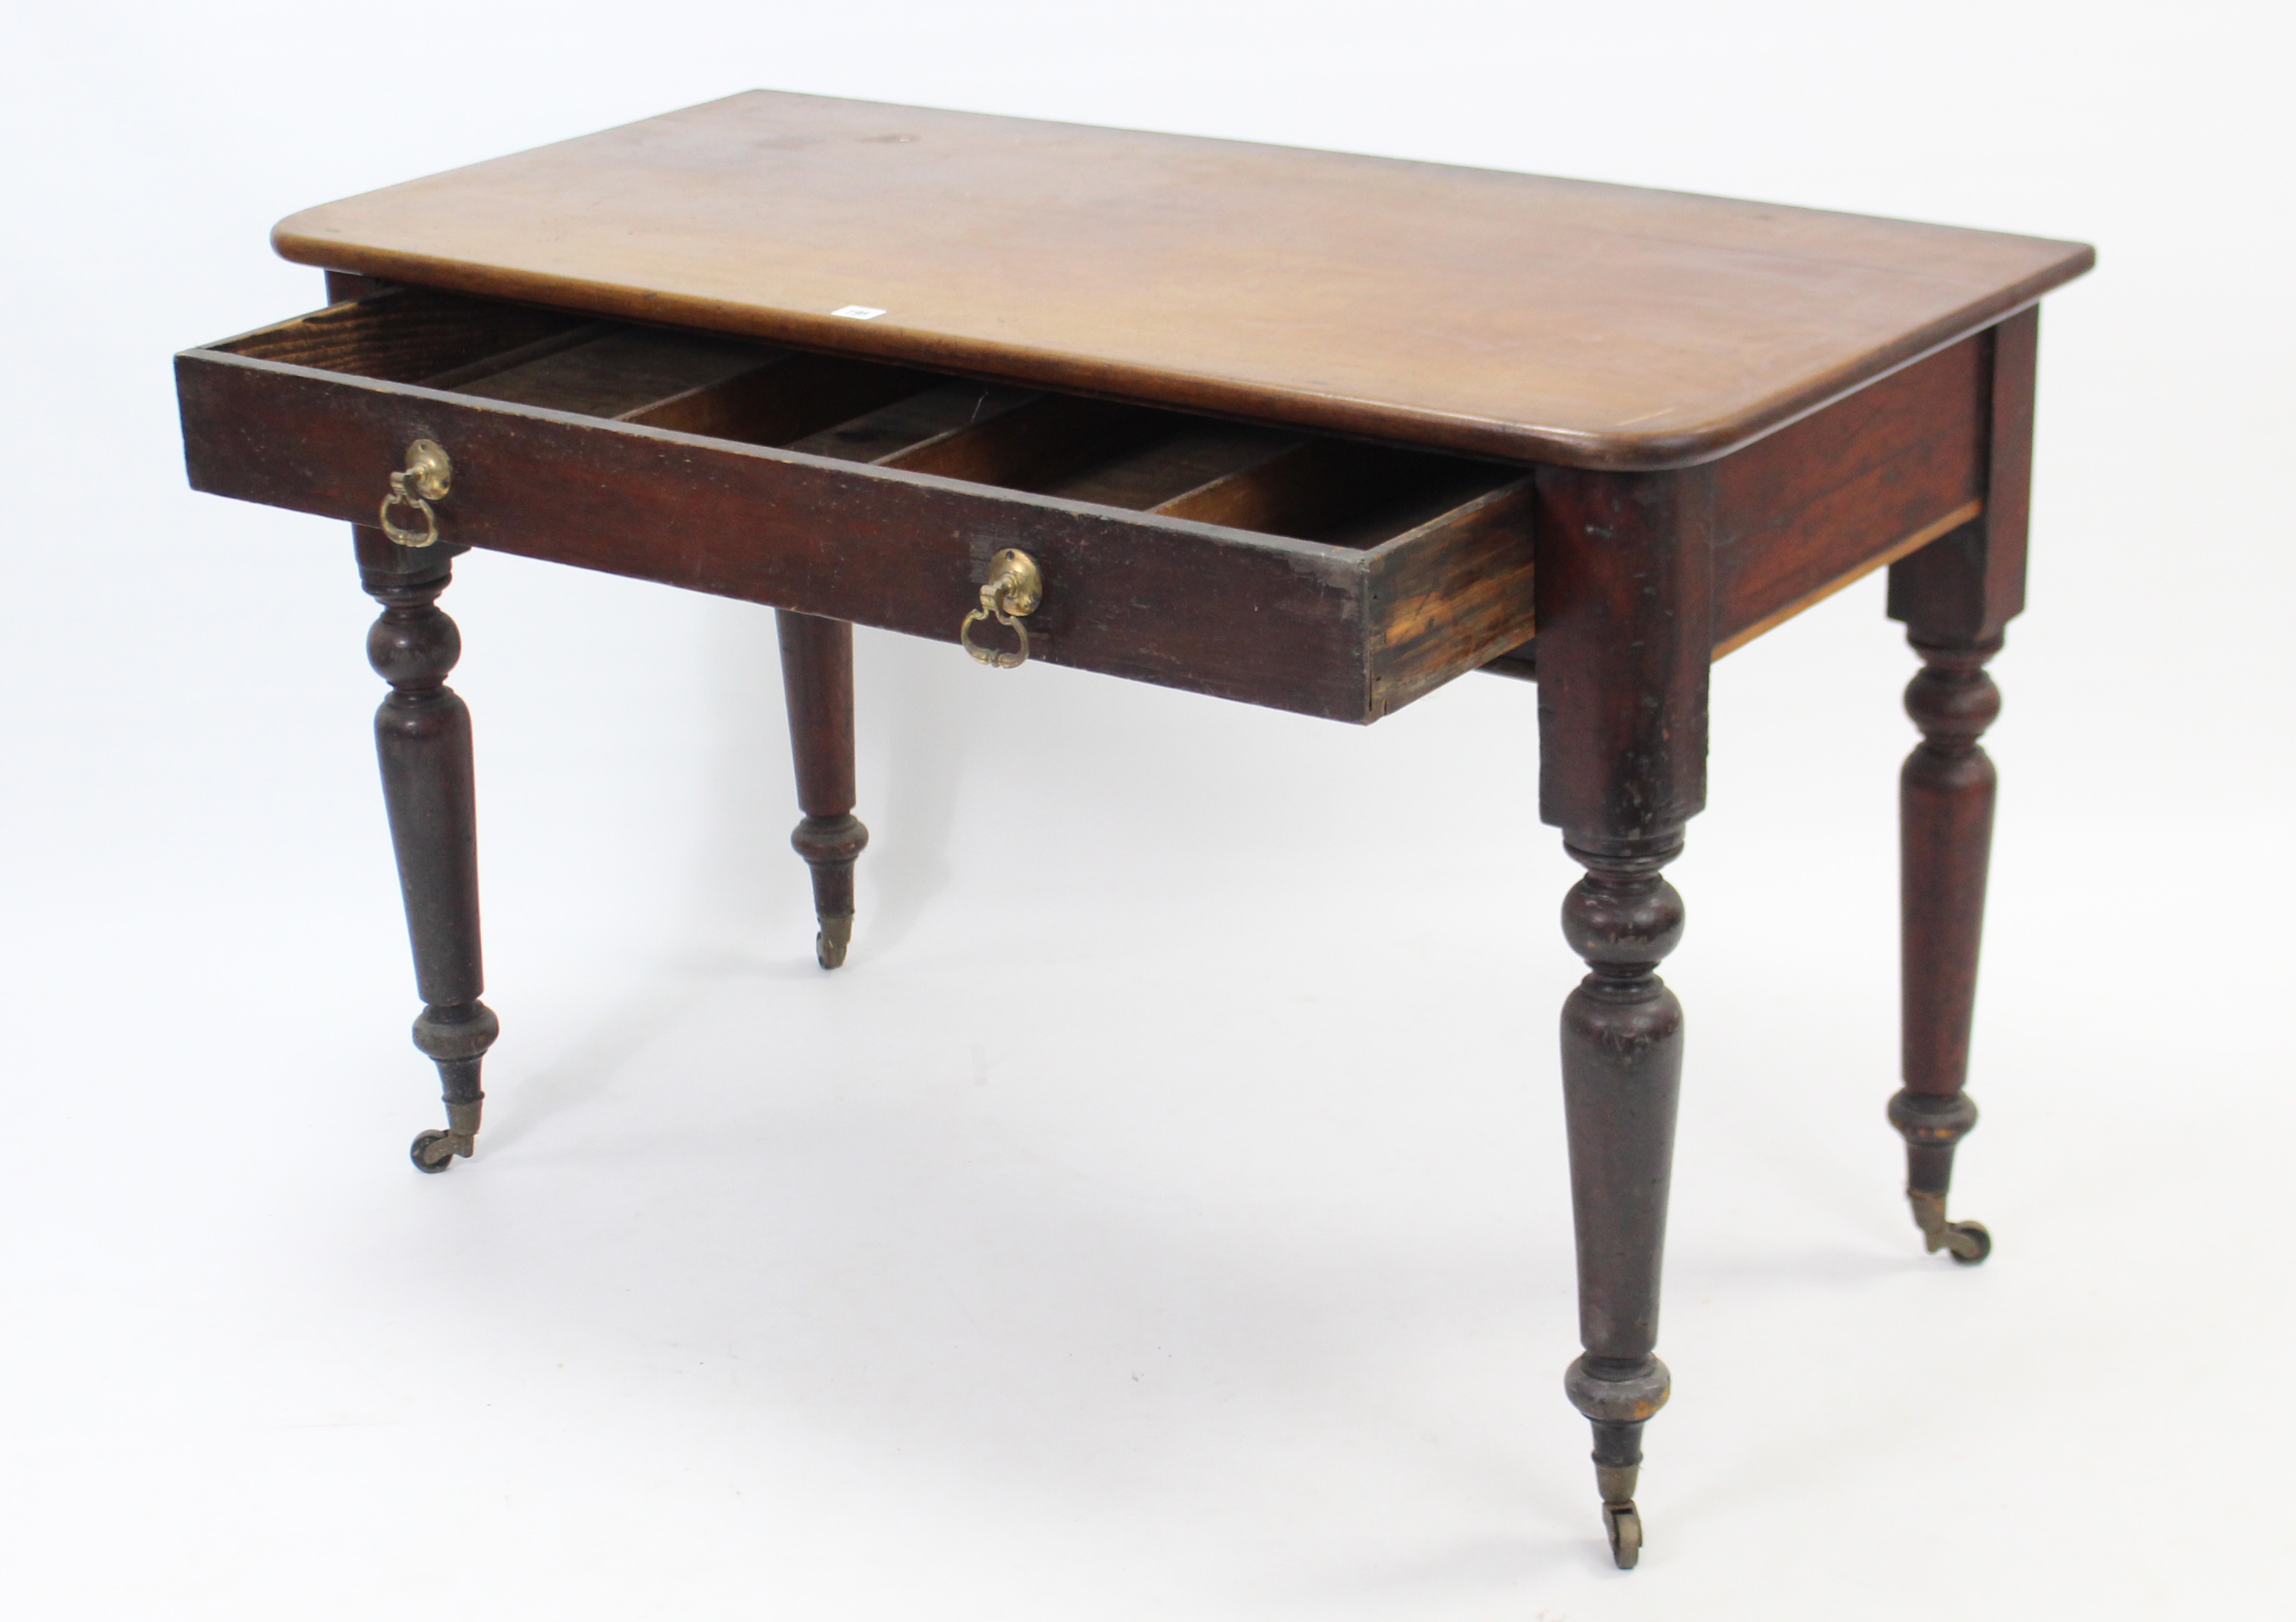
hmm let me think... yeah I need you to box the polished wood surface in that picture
[273,91,2091,470]
[182,106,2092,1565]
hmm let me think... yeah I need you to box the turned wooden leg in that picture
[1888,634,1999,1263]
[1559,834,1686,1573]
[1533,462,1712,1568]
[1883,309,2038,1262]
[777,609,869,969]
[358,528,498,1172]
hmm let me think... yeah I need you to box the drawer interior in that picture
[221,288,1521,550]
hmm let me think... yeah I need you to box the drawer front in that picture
[178,292,1538,724]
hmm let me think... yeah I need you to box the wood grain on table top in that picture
[273,91,2092,470]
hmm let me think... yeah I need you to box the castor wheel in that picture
[1909,1190,1991,1263]
[410,1129,459,1172]
[1603,1501,1643,1569]
[1944,1219,1992,1265]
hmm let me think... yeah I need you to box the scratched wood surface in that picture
[273,91,2092,470]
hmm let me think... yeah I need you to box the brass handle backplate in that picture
[379,439,453,548]
[959,548,1042,668]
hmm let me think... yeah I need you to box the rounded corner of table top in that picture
[270,213,336,270]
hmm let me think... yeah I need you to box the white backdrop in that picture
[5,3,2292,1617]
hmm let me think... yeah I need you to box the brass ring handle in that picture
[959,548,1042,668]
[379,439,453,548]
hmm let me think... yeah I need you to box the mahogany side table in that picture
[174,91,2093,1567]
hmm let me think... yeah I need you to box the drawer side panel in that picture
[1365,479,1538,716]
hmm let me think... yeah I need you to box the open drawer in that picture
[176,288,1536,722]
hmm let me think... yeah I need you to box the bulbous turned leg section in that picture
[790,812,870,969]
[1888,1087,1990,1262]
[1895,634,2002,1261]
[360,528,498,1173]
[1567,1355,1670,1569]
[777,610,867,969]
[1558,837,1686,1568]
[408,1001,499,1172]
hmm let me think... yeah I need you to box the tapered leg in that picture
[1888,634,1999,1262]
[1534,462,1712,1567]
[357,528,498,1172]
[1559,835,1686,1571]
[777,610,870,969]
[1882,308,2039,1261]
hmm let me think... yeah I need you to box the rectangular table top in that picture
[273,91,2091,470]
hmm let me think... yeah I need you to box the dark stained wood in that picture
[1145,434,1310,527]
[1887,309,2039,645]
[1471,320,2002,678]
[784,382,1036,466]
[1529,460,1714,1564]
[1036,424,1291,511]
[223,287,585,384]
[180,110,2094,1567]
[1711,334,1989,655]
[1897,637,1998,1114]
[179,345,1375,718]
[1888,632,2000,1264]
[179,299,1545,722]
[1532,466,1713,843]
[621,350,938,444]
[419,324,619,392]
[1876,306,2039,1264]
[1152,439,1462,543]
[455,327,778,419]
[271,91,2093,470]
[1479,642,1538,684]
[1530,498,1697,1548]
[1980,309,2040,628]
[1067,425,1301,513]
[324,269,396,304]
[895,395,1169,492]
[356,528,498,1172]
[777,611,868,970]
[1317,465,1519,551]
[1557,835,1683,1570]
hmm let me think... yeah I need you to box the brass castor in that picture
[1942,1219,1992,1265]
[1909,1190,1992,1265]
[815,913,854,970]
[1603,1501,1643,1569]
[409,1097,480,1173]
